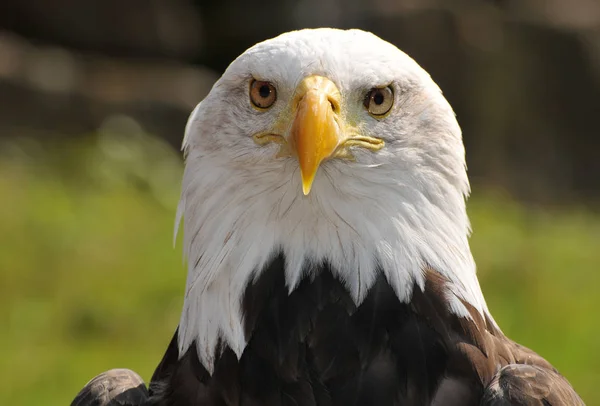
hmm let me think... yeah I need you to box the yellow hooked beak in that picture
[291,76,343,195]
[253,75,385,195]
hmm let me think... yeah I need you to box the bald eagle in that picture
[72,29,583,406]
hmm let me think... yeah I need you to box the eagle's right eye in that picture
[250,80,277,109]
[364,86,394,117]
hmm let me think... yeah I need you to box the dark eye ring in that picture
[364,86,394,116]
[250,80,277,109]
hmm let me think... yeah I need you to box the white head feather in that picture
[176,28,493,372]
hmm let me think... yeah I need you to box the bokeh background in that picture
[1,0,599,405]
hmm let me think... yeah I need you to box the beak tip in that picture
[301,179,313,196]
[300,171,315,196]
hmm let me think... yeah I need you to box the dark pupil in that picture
[373,91,384,105]
[259,85,271,98]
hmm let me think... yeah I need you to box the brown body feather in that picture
[71,256,583,406]
[143,256,583,406]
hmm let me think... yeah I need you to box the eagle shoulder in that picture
[481,363,584,405]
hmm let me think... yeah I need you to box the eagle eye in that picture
[364,86,394,117]
[250,80,277,109]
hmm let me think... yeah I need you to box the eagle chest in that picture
[150,254,485,406]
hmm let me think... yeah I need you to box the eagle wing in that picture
[70,368,148,406]
[481,363,584,405]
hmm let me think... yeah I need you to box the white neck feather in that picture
[176,124,491,373]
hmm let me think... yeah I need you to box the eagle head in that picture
[177,28,486,371]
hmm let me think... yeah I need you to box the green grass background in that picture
[1,131,598,405]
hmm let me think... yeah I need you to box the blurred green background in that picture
[1,1,599,405]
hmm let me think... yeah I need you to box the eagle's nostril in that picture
[328,97,339,113]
